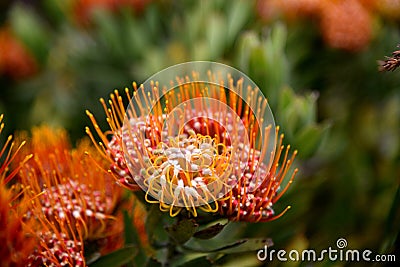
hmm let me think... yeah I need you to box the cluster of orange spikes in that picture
[0,114,36,266]
[86,72,298,221]
[0,116,141,266]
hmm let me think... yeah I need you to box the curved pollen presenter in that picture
[86,62,297,220]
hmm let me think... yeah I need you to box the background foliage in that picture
[1,0,399,266]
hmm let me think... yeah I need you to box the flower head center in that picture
[144,132,231,190]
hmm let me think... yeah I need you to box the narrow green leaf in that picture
[123,209,149,267]
[145,257,163,267]
[153,248,168,266]
[146,204,163,241]
[90,245,137,267]
[382,186,400,253]
[10,3,50,63]
[227,0,251,44]
[206,13,227,59]
[270,22,287,54]
[171,254,211,267]
[193,223,227,240]
[210,238,273,254]
[295,124,329,158]
[123,210,136,245]
[184,238,273,254]
[236,32,260,71]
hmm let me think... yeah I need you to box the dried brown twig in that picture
[378,44,400,72]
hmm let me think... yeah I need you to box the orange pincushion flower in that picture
[0,181,36,266]
[86,62,298,220]
[0,185,36,266]
[86,83,247,217]
[17,126,126,264]
[0,115,36,266]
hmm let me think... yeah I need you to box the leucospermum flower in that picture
[17,126,126,264]
[86,62,297,220]
[0,114,36,266]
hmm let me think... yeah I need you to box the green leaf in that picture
[165,218,199,244]
[145,257,163,267]
[278,86,296,111]
[262,23,289,107]
[42,0,67,25]
[90,245,137,267]
[236,31,260,72]
[153,248,168,267]
[184,238,273,254]
[227,0,251,44]
[120,11,146,59]
[206,13,227,59]
[171,254,211,267]
[123,209,149,267]
[295,124,329,158]
[124,210,136,245]
[382,185,400,253]
[193,223,227,240]
[211,238,273,254]
[146,204,163,241]
[10,3,51,63]
[270,22,287,54]
[302,92,319,125]
[91,8,125,60]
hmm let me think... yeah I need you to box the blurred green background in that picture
[0,0,399,266]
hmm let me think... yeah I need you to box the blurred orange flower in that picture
[320,0,373,51]
[0,28,38,80]
[257,0,375,51]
